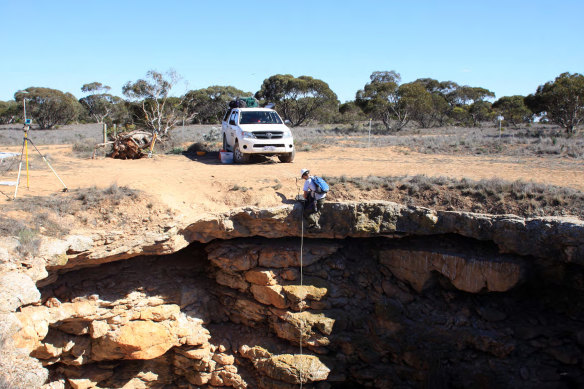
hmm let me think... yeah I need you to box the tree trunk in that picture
[109,130,153,159]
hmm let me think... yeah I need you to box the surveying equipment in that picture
[497,115,504,139]
[11,100,68,199]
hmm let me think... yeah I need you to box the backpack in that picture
[229,99,247,109]
[311,176,329,194]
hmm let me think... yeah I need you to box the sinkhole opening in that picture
[17,235,584,388]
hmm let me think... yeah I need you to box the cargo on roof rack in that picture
[229,97,259,109]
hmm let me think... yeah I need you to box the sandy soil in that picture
[1,144,583,220]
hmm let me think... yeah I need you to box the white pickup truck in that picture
[221,107,295,163]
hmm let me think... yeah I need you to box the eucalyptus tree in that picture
[399,82,434,128]
[525,72,584,134]
[0,100,18,124]
[356,71,409,131]
[492,96,533,128]
[255,74,338,127]
[184,85,249,124]
[122,70,190,137]
[14,87,82,129]
[79,82,125,124]
[415,78,459,126]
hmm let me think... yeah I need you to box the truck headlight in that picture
[282,131,292,138]
[242,131,256,139]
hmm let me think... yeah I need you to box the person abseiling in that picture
[301,168,327,230]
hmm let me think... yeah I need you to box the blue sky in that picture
[1,0,582,103]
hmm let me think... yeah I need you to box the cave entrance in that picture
[16,235,584,388]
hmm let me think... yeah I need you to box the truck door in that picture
[221,109,232,147]
[228,110,238,146]
[221,109,231,135]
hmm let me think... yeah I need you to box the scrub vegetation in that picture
[1,70,582,145]
[324,174,584,219]
[0,184,144,258]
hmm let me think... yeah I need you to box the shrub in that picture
[168,147,184,155]
[323,174,584,218]
[16,228,41,257]
[187,142,210,153]
[230,185,249,192]
[72,137,99,158]
[203,127,221,143]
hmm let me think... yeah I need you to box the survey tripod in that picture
[12,125,68,200]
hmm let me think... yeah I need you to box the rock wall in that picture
[1,201,584,388]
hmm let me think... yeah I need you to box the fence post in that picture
[368,118,372,148]
[103,123,107,157]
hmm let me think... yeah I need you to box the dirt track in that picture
[1,144,583,219]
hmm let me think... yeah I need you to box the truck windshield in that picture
[239,111,283,124]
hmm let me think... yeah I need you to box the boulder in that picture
[254,354,330,384]
[91,320,177,360]
[66,235,94,254]
[216,271,249,292]
[245,268,278,286]
[175,343,212,360]
[250,285,287,309]
[0,272,40,312]
[271,310,334,347]
[282,284,328,306]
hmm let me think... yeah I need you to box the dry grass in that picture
[3,123,581,159]
[72,137,101,158]
[0,216,42,258]
[324,174,584,219]
[1,184,142,257]
[0,153,55,173]
[293,123,584,159]
[6,184,138,218]
[0,123,103,146]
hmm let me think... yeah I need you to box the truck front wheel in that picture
[233,140,250,164]
[278,149,295,163]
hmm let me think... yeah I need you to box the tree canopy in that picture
[255,74,338,126]
[414,78,458,127]
[492,96,533,128]
[398,82,434,128]
[14,87,82,129]
[525,72,584,134]
[356,71,409,131]
[184,86,249,124]
[4,70,584,133]
[122,70,189,136]
[0,100,19,124]
[448,86,495,107]
[79,82,125,124]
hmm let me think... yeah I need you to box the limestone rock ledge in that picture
[35,201,583,273]
[185,202,584,263]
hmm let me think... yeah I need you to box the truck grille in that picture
[254,131,283,139]
[253,144,285,148]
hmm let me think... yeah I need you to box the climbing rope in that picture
[296,178,305,388]
[299,211,304,388]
